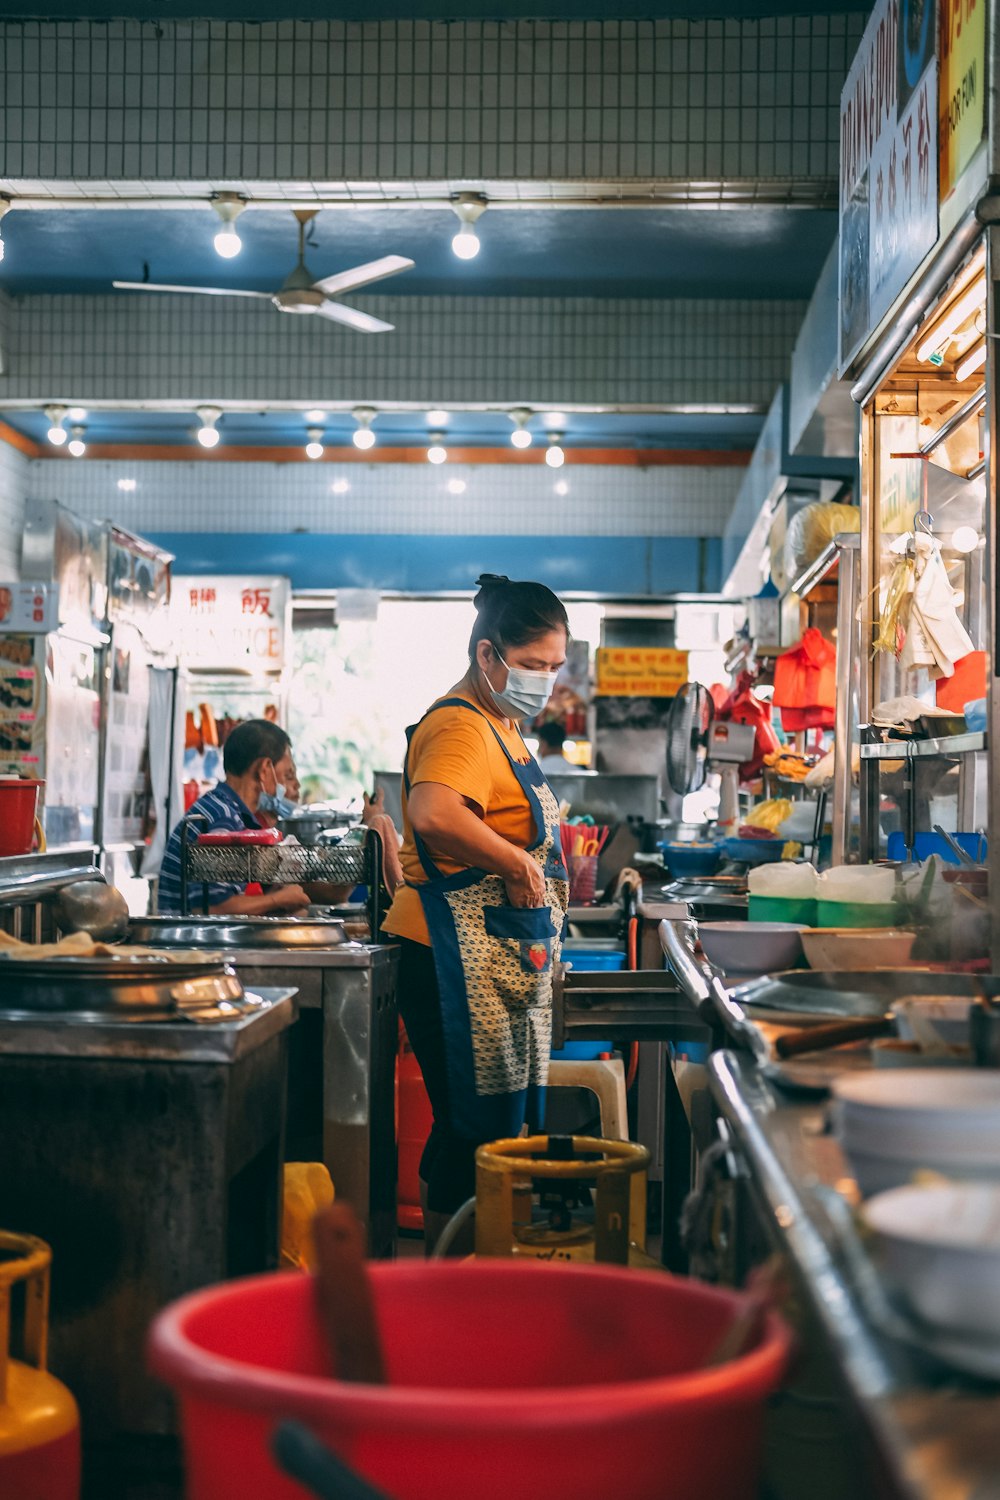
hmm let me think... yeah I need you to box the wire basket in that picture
[185,841,370,888]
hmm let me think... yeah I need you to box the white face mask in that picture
[485,648,558,720]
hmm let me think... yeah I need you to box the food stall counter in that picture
[708,1047,1000,1500]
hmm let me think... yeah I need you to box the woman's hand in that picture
[503,849,546,908]
[361,789,386,825]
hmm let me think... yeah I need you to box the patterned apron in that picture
[403,696,570,1141]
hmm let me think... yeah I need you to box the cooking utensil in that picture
[54,879,130,942]
[0,952,244,1016]
[273,1423,391,1500]
[932,824,977,866]
[729,968,992,1021]
[313,1203,386,1384]
[773,1015,893,1058]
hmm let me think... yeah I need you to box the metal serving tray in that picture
[129,916,348,949]
[0,952,244,1016]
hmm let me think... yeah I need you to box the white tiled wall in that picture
[0,16,864,186]
[25,454,742,537]
[5,293,805,407]
[0,440,27,579]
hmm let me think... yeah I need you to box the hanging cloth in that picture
[402,697,569,1141]
[771,628,837,732]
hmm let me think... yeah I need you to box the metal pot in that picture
[278,807,354,846]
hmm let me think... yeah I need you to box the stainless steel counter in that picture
[181,941,399,1257]
[708,1050,1000,1500]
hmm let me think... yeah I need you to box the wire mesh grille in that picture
[185,839,370,887]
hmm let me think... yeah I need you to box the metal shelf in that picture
[859,731,986,761]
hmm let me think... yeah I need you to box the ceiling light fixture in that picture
[956,340,987,383]
[45,405,68,446]
[917,278,985,362]
[195,405,222,448]
[117,477,137,492]
[427,433,448,464]
[331,478,350,494]
[450,193,487,260]
[305,427,325,460]
[68,426,87,458]
[447,477,467,495]
[305,409,326,424]
[427,409,449,426]
[542,411,568,429]
[352,406,377,450]
[545,433,565,469]
[212,193,246,259]
[554,479,569,496]
[0,197,10,263]
[509,408,533,448]
[67,407,87,423]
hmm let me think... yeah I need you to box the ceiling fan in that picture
[112,209,414,333]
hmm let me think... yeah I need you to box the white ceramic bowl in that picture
[891,993,975,1047]
[863,1182,1000,1341]
[834,1069,1000,1195]
[800,927,917,973]
[696,920,806,976]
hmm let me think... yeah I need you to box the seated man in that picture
[157,718,309,915]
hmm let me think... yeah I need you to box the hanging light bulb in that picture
[67,407,87,423]
[195,405,222,448]
[352,406,377,450]
[212,193,245,259]
[450,193,487,260]
[305,427,325,460]
[68,426,87,458]
[45,405,68,446]
[545,433,565,468]
[447,477,467,495]
[0,198,10,264]
[554,479,569,496]
[951,526,980,553]
[427,410,449,426]
[427,433,448,464]
[509,408,533,448]
[305,409,326,425]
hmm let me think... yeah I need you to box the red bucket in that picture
[0,778,43,857]
[148,1261,791,1500]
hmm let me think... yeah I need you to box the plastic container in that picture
[552,945,624,1058]
[0,778,43,858]
[886,831,987,866]
[568,853,598,904]
[748,894,818,926]
[148,1261,792,1500]
[721,837,786,866]
[660,841,722,878]
[816,900,898,929]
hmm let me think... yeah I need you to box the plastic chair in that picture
[547,1056,629,1140]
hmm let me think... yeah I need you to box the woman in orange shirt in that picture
[384,575,570,1251]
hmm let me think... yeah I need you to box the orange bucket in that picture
[0,778,44,857]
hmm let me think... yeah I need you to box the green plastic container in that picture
[816,899,898,929]
[748,895,818,926]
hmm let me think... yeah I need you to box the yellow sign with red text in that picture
[940,0,986,200]
[595,647,689,697]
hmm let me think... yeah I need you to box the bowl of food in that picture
[660,841,722,879]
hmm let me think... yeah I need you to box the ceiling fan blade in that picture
[315,301,395,334]
[311,256,414,300]
[112,281,273,299]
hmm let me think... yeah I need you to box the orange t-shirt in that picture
[383,692,536,946]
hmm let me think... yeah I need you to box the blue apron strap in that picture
[401,697,500,882]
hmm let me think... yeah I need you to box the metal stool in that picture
[547,1057,629,1141]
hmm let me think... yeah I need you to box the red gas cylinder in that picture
[396,1027,433,1232]
[0,1231,80,1500]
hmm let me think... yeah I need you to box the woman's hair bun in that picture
[473,573,510,609]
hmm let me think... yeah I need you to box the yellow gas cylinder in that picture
[0,1231,80,1500]
[475,1135,659,1269]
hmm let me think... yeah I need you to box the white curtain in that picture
[142,668,186,877]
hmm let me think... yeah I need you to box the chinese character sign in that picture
[172,576,289,670]
[840,0,939,372]
[595,647,689,697]
[0,582,59,635]
[939,0,986,200]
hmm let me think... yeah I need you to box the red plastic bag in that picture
[772,629,836,732]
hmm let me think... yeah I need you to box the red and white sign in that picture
[0,582,59,635]
[172,576,289,672]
